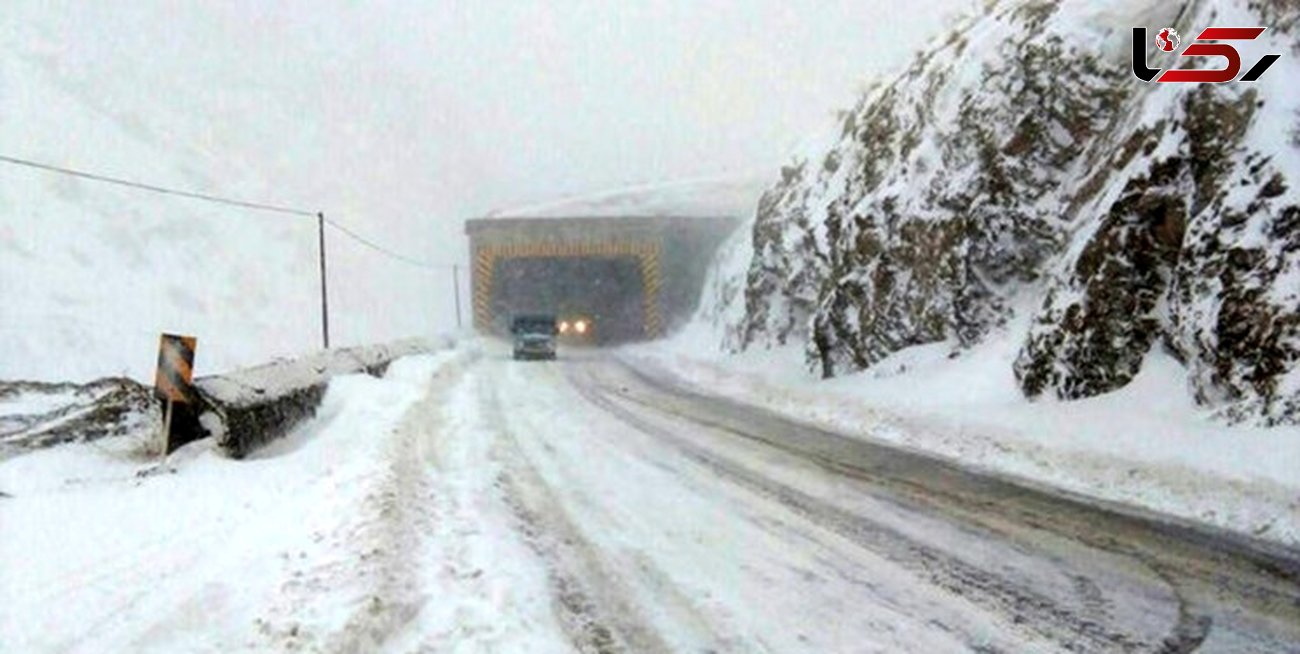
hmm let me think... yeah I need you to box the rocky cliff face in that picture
[709,0,1300,425]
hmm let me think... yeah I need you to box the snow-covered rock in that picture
[708,0,1300,424]
[0,378,155,457]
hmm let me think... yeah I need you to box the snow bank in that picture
[0,340,577,652]
[1,350,444,651]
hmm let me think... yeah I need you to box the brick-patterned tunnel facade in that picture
[465,216,739,343]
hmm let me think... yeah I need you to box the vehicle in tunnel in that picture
[510,314,558,361]
[492,256,646,345]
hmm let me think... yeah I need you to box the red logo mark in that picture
[1155,28,1180,52]
[1133,27,1280,83]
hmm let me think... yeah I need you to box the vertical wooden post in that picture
[318,212,330,349]
[452,264,463,329]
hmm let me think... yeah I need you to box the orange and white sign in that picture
[154,334,197,403]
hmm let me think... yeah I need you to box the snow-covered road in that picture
[3,343,1299,652]
[486,351,1300,653]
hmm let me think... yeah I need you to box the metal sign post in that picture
[153,334,197,457]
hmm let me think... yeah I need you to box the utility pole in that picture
[318,212,331,349]
[452,264,463,329]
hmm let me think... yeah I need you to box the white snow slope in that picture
[0,342,577,653]
[0,14,467,384]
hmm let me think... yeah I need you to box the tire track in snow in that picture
[478,365,677,654]
[316,352,476,653]
[567,363,1167,653]
[495,357,1048,652]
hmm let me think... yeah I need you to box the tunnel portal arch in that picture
[465,216,738,344]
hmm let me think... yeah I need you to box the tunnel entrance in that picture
[490,256,647,344]
[466,217,740,343]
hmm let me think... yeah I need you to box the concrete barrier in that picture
[182,337,451,458]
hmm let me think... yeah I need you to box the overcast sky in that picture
[9,1,971,234]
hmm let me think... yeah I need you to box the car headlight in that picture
[574,320,588,334]
[559,321,570,334]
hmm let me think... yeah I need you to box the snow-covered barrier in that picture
[186,337,451,458]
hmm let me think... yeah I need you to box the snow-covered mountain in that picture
[0,13,461,383]
[700,0,1300,425]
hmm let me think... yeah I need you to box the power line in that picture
[0,153,451,269]
[0,154,316,217]
[322,217,452,270]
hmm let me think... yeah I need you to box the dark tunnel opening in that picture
[490,256,647,345]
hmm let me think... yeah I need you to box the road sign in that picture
[154,333,197,403]
[154,333,196,457]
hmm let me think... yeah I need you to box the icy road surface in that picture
[3,343,1299,652]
